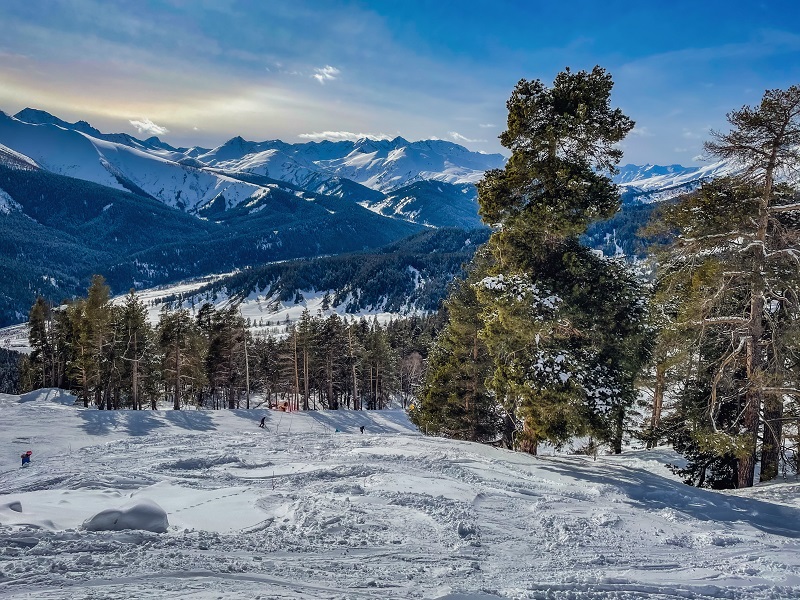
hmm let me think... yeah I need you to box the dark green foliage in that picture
[167,228,490,315]
[0,347,22,393]
[413,252,501,441]
[462,67,649,454]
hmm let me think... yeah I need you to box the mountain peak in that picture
[14,108,61,125]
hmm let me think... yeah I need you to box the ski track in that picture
[1,394,800,598]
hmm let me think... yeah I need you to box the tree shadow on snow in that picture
[78,410,120,436]
[533,458,800,538]
[78,409,169,437]
[162,409,216,431]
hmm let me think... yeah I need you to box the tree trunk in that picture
[648,362,666,448]
[760,394,784,482]
[173,343,181,410]
[739,161,773,488]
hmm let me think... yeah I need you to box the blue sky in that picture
[1,0,799,165]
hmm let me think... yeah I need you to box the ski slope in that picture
[1,390,800,599]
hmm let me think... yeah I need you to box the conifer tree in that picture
[415,252,500,441]
[118,290,154,410]
[158,307,206,410]
[472,67,648,453]
[654,85,800,487]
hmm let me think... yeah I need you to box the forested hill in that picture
[157,227,491,315]
[0,164,422,326]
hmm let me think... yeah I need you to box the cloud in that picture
[478,123,496,128]
[298,130,392,142]
[448,131,486,143]
[129,118,169,136]
[312,65,340,84]
[629,126,653,137]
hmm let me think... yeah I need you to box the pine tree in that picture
[117,290,154,410]
[158,307,206,410]
[703,86,800,485]
[473,67,647,453]
[415,252,500,441]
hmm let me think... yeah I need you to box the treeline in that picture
[21,275,444,411]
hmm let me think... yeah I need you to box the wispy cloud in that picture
[478,123,496,128]
[313,65,340,84]
[129,118,169,136]
[629,126,653,137]
[448,131,486,143]
[298,130,392,142]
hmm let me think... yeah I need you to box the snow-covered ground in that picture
[2,390,800,599]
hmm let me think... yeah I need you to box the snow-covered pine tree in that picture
[414,250,501,442]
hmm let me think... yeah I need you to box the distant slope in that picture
[361,180,483,229]
[160,227,490,315]
[0,164,423,326]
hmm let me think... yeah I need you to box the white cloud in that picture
[629,126,653,137]
[312,65,340,84]
[448,131,486,143]
[479,123,496,128]
[298,130,392,142]
[129,118,169,136]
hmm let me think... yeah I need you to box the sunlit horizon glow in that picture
[1,1,799,164]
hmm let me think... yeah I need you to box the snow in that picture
[1,390,800,598]
[82,498,169,533]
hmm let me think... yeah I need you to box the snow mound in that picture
[82,498,168,533]
[18,388,78,405]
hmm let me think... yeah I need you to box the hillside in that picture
[1,389,799,598]
[0,164,422,326]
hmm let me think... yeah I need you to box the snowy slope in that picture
[197,136,506,193]
[0,112,266,212]
[0,143,39,171]
[1,389,800,599]
[614,160,737,202]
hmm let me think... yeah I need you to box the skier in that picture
[259,416,266,429]
[359,426,365,434]
[20,450,31,467]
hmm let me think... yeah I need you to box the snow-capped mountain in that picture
[614,161,737,203]
[0,110,269,213]
[361,180,483,229]
[196,135,506,192]
[2,106,749,216]
[0,109,505,214]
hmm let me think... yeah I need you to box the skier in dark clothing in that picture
[359,426,365,434]
[21,450,31,466]
[259,416,266,428]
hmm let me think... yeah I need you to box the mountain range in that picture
[0,108,735,326]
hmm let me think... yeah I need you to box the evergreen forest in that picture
[22,276,443,414]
